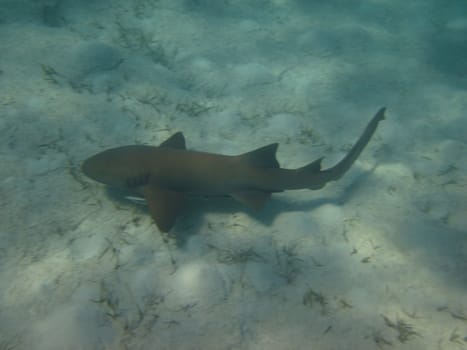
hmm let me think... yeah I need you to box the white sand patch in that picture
[4,251,71,306]
[264,112,303,140]
[244,261,282,293]
[166,260,231,309]
[1,1,466,349]
[30,286,114,350]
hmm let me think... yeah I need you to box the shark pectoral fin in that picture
[231,190,271,210]
[141,186,185,232]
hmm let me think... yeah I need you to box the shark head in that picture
[82,150,121,187]
[82,146,146,188]
[82,133,186,190]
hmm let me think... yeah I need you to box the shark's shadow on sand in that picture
[105,168,375,245]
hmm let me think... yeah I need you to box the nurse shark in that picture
[82,107,386,232]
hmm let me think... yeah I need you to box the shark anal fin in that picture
[159,132,186,149]
[141,185,185,232]
[308,183,326,190]
[238,143,280,168]
[231,190,271,210]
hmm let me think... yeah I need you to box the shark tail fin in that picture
[238,143,280,168]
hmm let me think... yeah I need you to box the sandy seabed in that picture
[0,1,466,349]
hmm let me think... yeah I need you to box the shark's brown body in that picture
[82,107,386,231]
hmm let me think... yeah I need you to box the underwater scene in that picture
[0,0,466,349]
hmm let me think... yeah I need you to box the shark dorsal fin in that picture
[239,143,280,168]
[159,132,186,149]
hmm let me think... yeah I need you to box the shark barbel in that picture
[82,107,386,232]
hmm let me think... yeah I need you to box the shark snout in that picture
[81,156,96,178]
[81,154,106,183]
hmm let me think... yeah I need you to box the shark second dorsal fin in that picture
[159,132,186,149]
[298,157,325,190]
[300,157,323,173]
[238,143,280,168]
